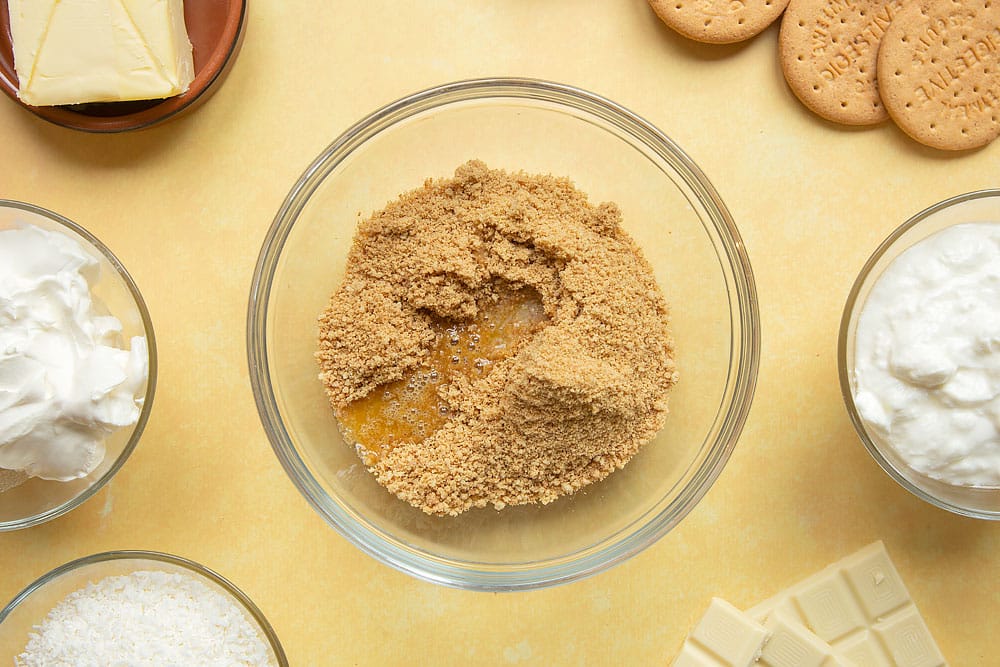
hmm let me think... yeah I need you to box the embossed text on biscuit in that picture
[913,26,1000,119]
[695,0,747,17]
[816,0,905,83]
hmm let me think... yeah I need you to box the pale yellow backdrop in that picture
[2,2,998,665]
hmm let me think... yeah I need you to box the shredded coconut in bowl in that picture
[17,570,277,667]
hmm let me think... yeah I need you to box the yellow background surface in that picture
[2,2,999,664]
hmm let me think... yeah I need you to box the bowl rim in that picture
[0,549,288,665]
[838,188,1000,521]
[0,199,157,530]
[247,77,760,590]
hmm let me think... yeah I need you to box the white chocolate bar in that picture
[746,542,946,667]
[759,613,855,667]
[672,598,769,666]
[672,602,856,667]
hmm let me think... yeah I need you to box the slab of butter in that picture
[672,598,770,666]
[747,542,947,667]
[8,0,194,106]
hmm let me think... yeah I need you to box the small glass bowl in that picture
[0,201,156,530]
[839,190,1000,520]
[249,78,760,590]
[0,550,288,665]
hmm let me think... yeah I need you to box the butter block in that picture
[747,542,947,667]
[8,0,194,106]
[672,598,770,667]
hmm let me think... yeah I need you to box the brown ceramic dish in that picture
[0,0,246,132]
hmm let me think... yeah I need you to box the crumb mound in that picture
[316,160,678,516]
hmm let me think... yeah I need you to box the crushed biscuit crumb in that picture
[317,160,678,516]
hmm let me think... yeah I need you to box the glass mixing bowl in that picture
[248,78,759,590]
[0,201,156,530]
[0,550,287,665]
[840,190,1000,520]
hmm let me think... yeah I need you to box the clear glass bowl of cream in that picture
[0,201,156,530]
[248,78,760,590]
[840,190,1000,520]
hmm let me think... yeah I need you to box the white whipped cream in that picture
[854,222,1000,488]
[0,223,147,482]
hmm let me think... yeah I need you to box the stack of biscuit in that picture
[648,0,1000,151]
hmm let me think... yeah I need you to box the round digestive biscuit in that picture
[648,0,791,45]
[779,0,907,125]
[878,0,1000,150]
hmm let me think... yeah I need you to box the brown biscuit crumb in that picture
[316,161,678,516]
